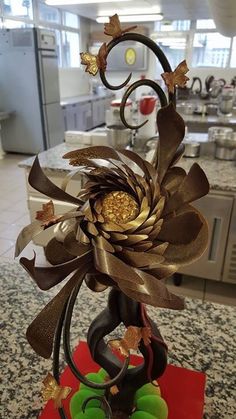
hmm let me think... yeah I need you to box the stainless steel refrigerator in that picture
[0,28,64,154]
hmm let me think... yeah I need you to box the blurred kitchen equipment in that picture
[106,98,132,127]
[206,103,218,115]
[107,125,131,149]
[218,86,235,116]
[138,96,157,139]
[209,79,224,99]
[205,75,215,93]
[194,102,206,115]
[183,140,200,157]
[190,77,202,94]
[214,130,236,160]
[208,126,233,142]
[176,102,195,115]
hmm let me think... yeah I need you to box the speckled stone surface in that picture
[19,142,236,193]
[1,259,235,419]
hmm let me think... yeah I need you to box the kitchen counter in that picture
[181,112,236,133]
[19,142,236,193]
[1,259,235,418]
[60,92,114,106]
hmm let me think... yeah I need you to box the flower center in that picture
[101,191,139,225]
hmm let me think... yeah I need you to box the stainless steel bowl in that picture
[183,141,200,157]
[215,132,236,160]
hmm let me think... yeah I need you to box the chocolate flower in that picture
[15,103,209,359]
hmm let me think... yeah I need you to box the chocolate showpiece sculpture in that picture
[16,15,209,419]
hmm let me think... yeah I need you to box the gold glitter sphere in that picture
[101,191,139,225]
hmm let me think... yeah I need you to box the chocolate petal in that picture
[64,232,91,256]
[146,263,178,280]
[158,210,203,245]
[94,247,144,285]
[29,156,82,206]
[45,238,76,265]
[162,167,186,195]
[120,249,165,268]
[20,250,92,290]
[156,103,185,183]
[164,207,209,266]
[26,267,88,358]
[164,163,209,215]
[117,270,185,310]
[15,221,44,258]
[63,146,121,163]
[85,272,113,292]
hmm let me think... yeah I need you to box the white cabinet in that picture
[179,193,234,281]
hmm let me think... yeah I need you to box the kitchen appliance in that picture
[0,28,64,154]
[138,96,157,139]
[215,132,236,160]
[107,125,131,149]
[183,141,200,157]
[208,126,233,142]
[218,86,235,116]
[106,98,132,127]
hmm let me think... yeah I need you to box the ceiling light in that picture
[96,14,163,24]
[46,0,129,5]
[98,7,161,16]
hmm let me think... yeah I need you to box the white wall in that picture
[59,67,90,99]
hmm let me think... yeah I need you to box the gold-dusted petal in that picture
[117,269,185,310]
[92,235,115,253]
[132,241,154,251]
[120,249,165,268]
[138,225,154,235]
[76,224,90,244]
[119,149,152,178]
[164,207,209,266]
[102,222,125,232]
[109,232,128,241]
[151,196,166,217]
[148,219,164,241]
[148,242,169,255]
[94,247,144,285]
[81,200,96,222]
[15,221,44,258]
[122,234,148,246]
[162,167,186,195]
[163,163,209,215]
[147,263,178,280]
[158,210,203,245]
[156,103,185,182]
[26,266,88,358]
[87,222,99,236]
[45,238,75,265]
[63,146,121,166]
[140,214,157,229]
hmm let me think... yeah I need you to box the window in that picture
[196,19,216,29]
[192,32,231,67]
[2,19,33,28]
[63,11,79,29]
[230,37,236,67]
[155,36,187,69]
[38,2,61,24]
[3,0,33,20]
[62,31,80,67]
[154,20,190,32]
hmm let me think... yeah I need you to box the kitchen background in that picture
[0,0,236,307]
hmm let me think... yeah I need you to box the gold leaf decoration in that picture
[104,14,137,39]
[80,43,108,76]
[161,60,189,93]
[109,326,152,358]
[42,373,72,408]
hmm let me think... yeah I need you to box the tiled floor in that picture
[0,152,235,306]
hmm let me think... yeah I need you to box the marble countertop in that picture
[19,142,236,193]
[1,259,235,418]
[180,113,236,125]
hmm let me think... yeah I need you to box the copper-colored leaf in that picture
[109,339,129,358]
[42,373,71,408]
[104,14,137,39]
[36,200,62,228]
[97,42,108,72]
[141,327,152,346]
[161,60,189,94]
